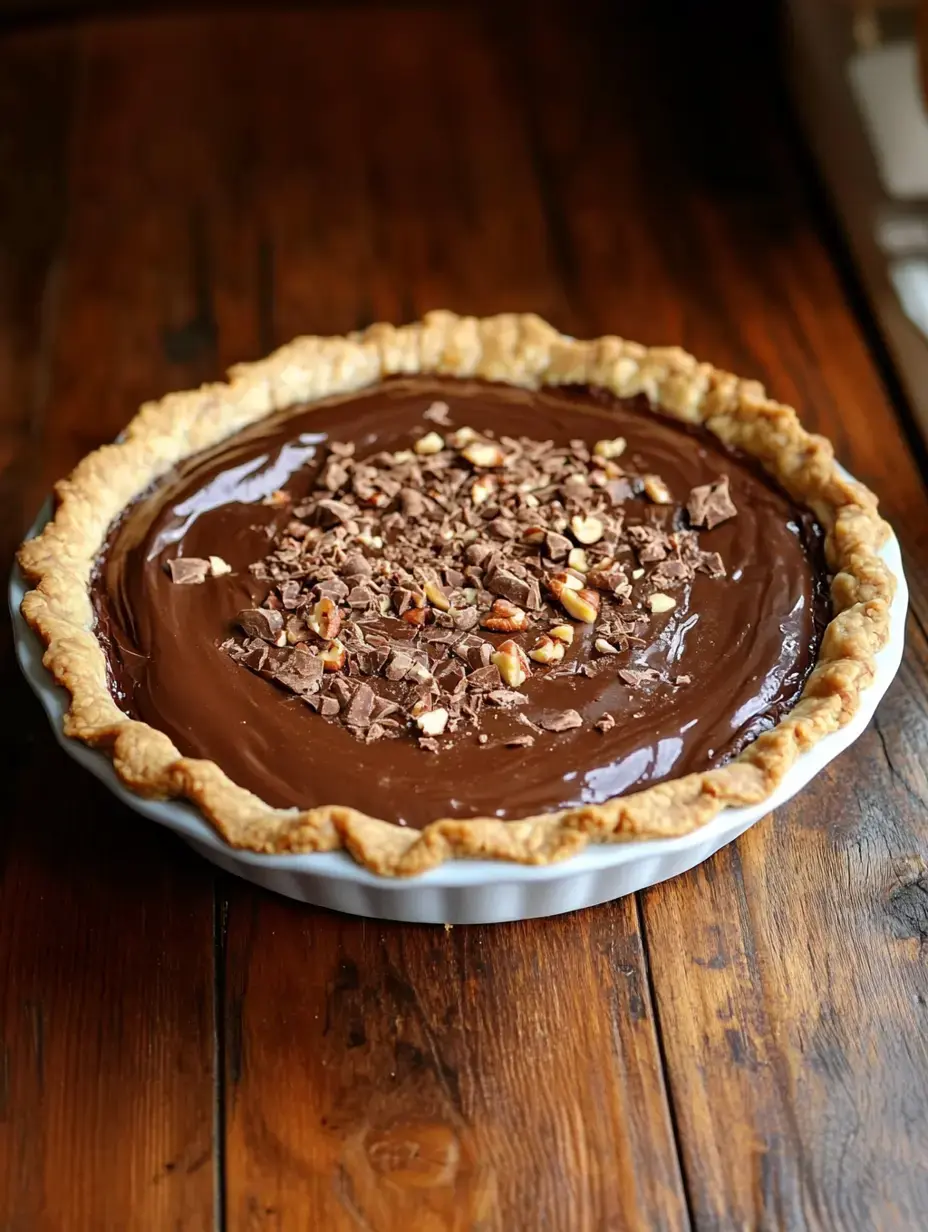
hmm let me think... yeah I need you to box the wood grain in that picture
[223,899,686,1231]
[508,5,928,1226]
[0,24,218,1232]
[0,3,927,1229]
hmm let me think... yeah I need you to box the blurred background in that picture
[5,0,926,455]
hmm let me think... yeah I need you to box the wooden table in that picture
[2,4,927,1228]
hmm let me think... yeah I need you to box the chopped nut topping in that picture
[224,411,734,749]
[320,639,347,671]
[649,592,677,613]
[308,596,342,640]
[491,639,531,688]
[560,587,601,623]
[209,555,232,577]
[593,437,627,460]
[642,475,673,504]
[414,431,445,456]
[481,598,530,632]
[547,571,584,600]
[416,708,449,737]
[447,425,477,448]
[594,712,616,733]
[529,634,565,664]
[424,579,451,611]
[475,477,502,512]
[570,514,604,545]
[461,440,506,468]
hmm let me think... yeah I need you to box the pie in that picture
[17,312,895,874]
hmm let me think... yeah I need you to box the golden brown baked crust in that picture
[18,312,895,874]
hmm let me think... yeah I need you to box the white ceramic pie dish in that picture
[11,489,907,924]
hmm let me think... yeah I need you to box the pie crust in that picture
[17,312,895,874]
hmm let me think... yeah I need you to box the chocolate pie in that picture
[18,313,895,873]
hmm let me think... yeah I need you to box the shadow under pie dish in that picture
[17,312,896,876]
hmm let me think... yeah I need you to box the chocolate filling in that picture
[92,378,828,829]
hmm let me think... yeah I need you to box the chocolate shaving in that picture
[536,709,583,732]
[687,475,737,530]
[618,667,660,688]
[168,557,211,585]
[223,413,734,750]
[237,608,284,641]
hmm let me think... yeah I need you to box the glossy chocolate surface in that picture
[93,379,828,828]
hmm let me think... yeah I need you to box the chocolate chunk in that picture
[385,650,415,681]
[272,646,324,695]
[222,410,738,754]
[486,689,529,708]
[544,531,572,561]
[315,498,356,527]
[320,458,350,491]
[465,542,493,568]
[618,667,660,688]
[650,559,694,589]
[315,577,349,602]
[627,525,670,563]
[537,709,583,732]
[344,682,376,727]
[586,563,630,594]
[466,665,502,691]
[237,607,284,641]
[347,584,378,610]
[505,734,535,748]
[400,488,427,518]
[167,557,210,584]
[449,606,480,631]
[342,553,372,577]
[435,660,467,692]
[391,586,418,616]
[488,516,518,540]
[486,566,541,611]
[229,639,269,672]
[698,551,726,578]
[423,399,451,424]
[687,475,737,529]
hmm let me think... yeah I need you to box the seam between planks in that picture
[635,891,696,1232]
[213,885,230,1232]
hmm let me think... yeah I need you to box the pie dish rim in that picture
[16,311,896,875]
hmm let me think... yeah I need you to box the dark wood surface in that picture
[1,5,927,1229]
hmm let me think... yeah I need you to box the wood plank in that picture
[190,9,690,1229]
[508,3,928,1226]
[0,26,217,1231]
[224,901,687,1231]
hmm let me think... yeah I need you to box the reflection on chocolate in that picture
[92,378,828,829]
